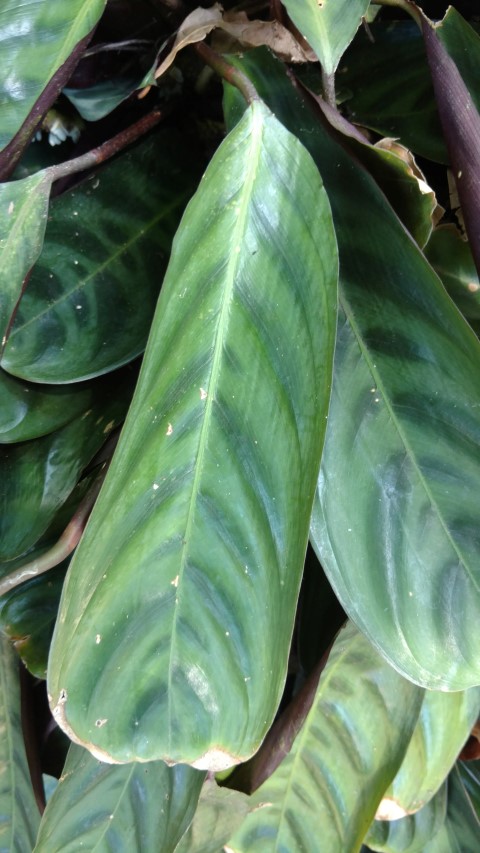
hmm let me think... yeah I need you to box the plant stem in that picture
[0,464,108,597]
[373,0,422,27]
[47,109,164,184]
[194,42,260,105]
[321,69,336,109]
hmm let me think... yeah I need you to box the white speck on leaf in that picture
[166,423,173,436]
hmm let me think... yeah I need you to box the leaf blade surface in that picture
[47,100,338,768]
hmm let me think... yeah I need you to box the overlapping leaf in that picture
[0,365,135,562]
[423,767,480,851]
[0,0,106,152]
[2,130,201,383]
[34,745,205,852]
[377,688,480,815]
[282,0,369,74]
[225,623,423,853]
[47,100,338,768]
[366,783,447,853]
[0,368,109,443]
[224,49,480,690]
[174,779,250,853]
[0,171,53,345]
[0,635,40,851]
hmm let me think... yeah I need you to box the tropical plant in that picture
[0,0,479,849]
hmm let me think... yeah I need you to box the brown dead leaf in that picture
[154,3,223,81]
[218,12,317,63]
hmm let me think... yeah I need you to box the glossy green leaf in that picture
[282,0,369,74]
[225,623,424,853]
[174,778,250,853]
[0,0,107,152]
[0,366,134,561]
[34,745,205,852]
[0,171,52,344]
[366,783,447,853]
[339,22,447,163]
[2,130,201,383]
[425,226,480,337]
[0,635,40,850]
[423,767,480,852]
[378,689,480,816]
[225,50,480,690]
[0,368,115,443]
[47,100,338,768]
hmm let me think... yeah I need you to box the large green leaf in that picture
[0,635,40,851]
[2,130,201,383]
[0,366,134,561]
[377,688,480,816]
[225,623,424,853]
[282,0,369,75]
[0,0,106,152]
[0,171,52,345]
[425,226,480,338]
[366,783,447,853]
[47,100,338,768]
[224,50,480,690]
[34,745,205,852]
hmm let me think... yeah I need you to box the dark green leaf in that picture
[339,22,446,162]
[282,0,369,74]
[0,365,134,561]
[2,130,201,383]
[225,623,424,853]
[0,0,106,152]
[34,745,205,852]
[0,561,67,679]
[366,783,447,853]
[0,636,40,851]
[0,368,111,443]
[457,760,480,820]
[425,226,480,337]
[47,100,338,768]
[423,767,480,852]
[225,49,480,691]
[63,77,145,122]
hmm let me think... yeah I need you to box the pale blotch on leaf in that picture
[375,797,409,821]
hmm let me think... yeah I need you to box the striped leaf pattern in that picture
[2,131,200,382]
[34,745,204,853]
[47,100,338,769]
[225,623,424,853]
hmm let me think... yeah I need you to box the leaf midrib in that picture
[166,104,265,746]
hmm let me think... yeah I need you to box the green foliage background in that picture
[0,0,479,850]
